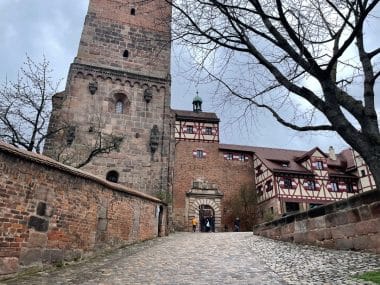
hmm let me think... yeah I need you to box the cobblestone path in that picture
[2,232,380,285]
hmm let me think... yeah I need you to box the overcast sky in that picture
[1,0,375,153]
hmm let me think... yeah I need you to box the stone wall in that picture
[0,142,167,277]
[253,190,380,253]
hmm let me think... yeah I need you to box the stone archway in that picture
[187,198,222,232]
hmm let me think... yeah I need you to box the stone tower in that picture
[44,0,173,196]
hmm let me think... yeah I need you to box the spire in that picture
[192,91,202,112]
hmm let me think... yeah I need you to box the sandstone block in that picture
[19,248,42,266]
[0,257,19,275]
[27,232,47,248]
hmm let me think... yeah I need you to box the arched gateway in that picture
[186,179,223,232]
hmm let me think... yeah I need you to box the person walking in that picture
[191,216,198,232]
[234,217,240,232]
[205,218,211,232]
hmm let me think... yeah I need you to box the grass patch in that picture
[355,271,380,284]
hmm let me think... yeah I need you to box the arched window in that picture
[115,100,124,114]
[106,171,119,183]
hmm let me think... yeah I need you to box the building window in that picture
[226,153,233,160]
[130,8,136,15]
[265,180,273,192]
[187,125,194,134]
[361,169,366,177]
[257,186,263,196]
[285,202,300,213]
[115,100,124,114]
[307,180,316,190]
[347,182,357,193]
[106,171,119,183]
[256,165,263,176]
[315,161,323,170]
[239,154,245,161]
[284,178,292,188]
[309,203,322,209]
[204,127,212,135]
[196,150,204,158]
[331,182,339,192]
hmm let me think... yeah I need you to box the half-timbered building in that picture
[253,146,377,223]
[171,97,376,229]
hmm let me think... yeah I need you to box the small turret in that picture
[192,93,202,113]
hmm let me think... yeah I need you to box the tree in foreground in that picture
[170,0,380,191]
[0,56,59,153]
[0,56,123,167]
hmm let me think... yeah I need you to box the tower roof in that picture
[173,109,219,123]
[192,95,203,103]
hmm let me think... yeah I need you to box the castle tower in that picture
[44,0,173,196]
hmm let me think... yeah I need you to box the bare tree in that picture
[0,55,123,168]
[0,56,60,153]
[170,0,380,191]
[225,184,257,231]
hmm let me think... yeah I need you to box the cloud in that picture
[1,0,372,153]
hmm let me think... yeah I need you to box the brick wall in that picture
[253,190,380,253]
[172,141,254,231]
[0,142,167,277]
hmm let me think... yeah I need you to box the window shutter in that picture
[279,179,284,188]
[315,183,321,190]
[203,151,207,158]
[192,150,197,157]
[291,181,297,189]
[327,183,332,191]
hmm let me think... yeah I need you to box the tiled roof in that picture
[219,143,357,177]
[173,109,220,122]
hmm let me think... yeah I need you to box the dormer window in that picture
[315,161,323,170]
[282,162,289,167]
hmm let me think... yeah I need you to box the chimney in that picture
[329,146,336,160]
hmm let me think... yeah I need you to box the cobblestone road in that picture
[2,232,380,285]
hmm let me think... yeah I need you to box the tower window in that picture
[123,50,129,58]
[106,171,119,183]
[115,100,124,114]
[131,8,136,15]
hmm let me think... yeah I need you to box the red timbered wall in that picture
[175,120,219,142]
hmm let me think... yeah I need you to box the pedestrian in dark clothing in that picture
[234,217,240,232]
[205,218,211,232]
